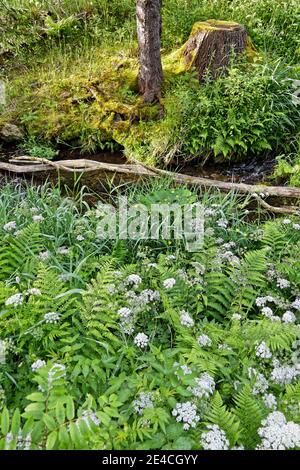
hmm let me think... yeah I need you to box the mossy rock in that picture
[164,19,255,80]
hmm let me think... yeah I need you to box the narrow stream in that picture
[0,145,276,186]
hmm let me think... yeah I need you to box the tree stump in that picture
[170,20,249,81]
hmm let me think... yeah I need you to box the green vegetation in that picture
[0,180,299,450]
[1,0,300,172]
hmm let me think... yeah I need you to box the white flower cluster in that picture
[198,334,212,347]
[217,219,228,229]
[44,312,61,324]
[256,341,272,359]
[232,313,241,321]
[190,372,215,398]
[0,340,7,365]
[133,392,154,415]
[263,393,277,409]
[27,288,42,296]
[39,251,50,261]
[201,425,230,450]
[117,307,132,319]
[174,363,192,377]
[163,278,176,289]
[271,360,299,386]
[291,298,300,311]
[57,246,69,255]
[257,411,300,450]
[126,274,142,287]
[32,214,44,223]
[134,332,149,348]
[3,221,16,232]
[276,278,290,289]
[126,289,160,311]
[249,369,269,395]
[31,359,46,371]
[180,311,194,327]
[172,402,200,430]
[5,293,23,307]
[79,410,100,428]
[282,311,296,324]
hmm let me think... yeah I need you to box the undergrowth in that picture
[0,180,299,450]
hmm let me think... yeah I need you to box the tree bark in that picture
[136,0,163,103]
[182,20,248,81]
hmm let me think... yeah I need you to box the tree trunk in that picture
[136,0,163,103]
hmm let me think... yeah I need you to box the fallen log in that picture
[1,156,300,215]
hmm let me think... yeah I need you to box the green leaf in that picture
[11,409,20,436]
[46,431,58,450]
[66,398,75,421]
[26,392,46,402]
[55,402,66,425]
[43,414,57,432]
[1,408,9,435]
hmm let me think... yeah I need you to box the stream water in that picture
[0,145,276,187]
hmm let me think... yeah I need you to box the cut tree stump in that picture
[169,19,250,81]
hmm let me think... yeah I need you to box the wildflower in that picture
[282,311,296,324]
[3,221,16,232]
[80,410,100,428]
[232,313,241,321]
[134,333,149,348]
[256,342,272,359]
[293,223,300,230]
[201,425,230,450]
[133,392,154,415]
[180,311,194,327]
[57,246,70,255]
[257,411,300,450]
[15,276,20,284]
[271,362,299,386]
[39,251,50,261]
[252,372,269,395]
[276,278,290,289]
[31,359,46,371]
[263,393,277,410]
[166,254,176,261]
[198,334,212,347]
[283,219,291,225]
[30,207,39,213]
[172,402,200,430]
[120,320,135,335]
[126,274,142,287]
[32,214,44,222]
[256,297,267,307]
[76,235,85,241]
[291,298,300,311]
[5,293,23,307]
[44,312,60,324]
[0,341,7,364]
[190,373,215,398]
[117,307,132,319]
[261,306,274,319]
[163,278,176,289]
[27,288,41,296]
[217,219,228,229]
